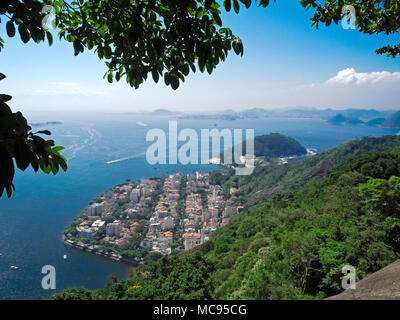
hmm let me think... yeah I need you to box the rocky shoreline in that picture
[62,235,143,266]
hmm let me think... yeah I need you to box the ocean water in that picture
[0,112,397,300]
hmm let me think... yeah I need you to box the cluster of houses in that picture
[182,172,240,251]
[139,171,244,255]
[68,172,244,259]
[141,173,183,255]
[73,178,158,245]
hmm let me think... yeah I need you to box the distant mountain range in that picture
[129,107,400,129]
[237,107,394,120]
[136,107,396,122]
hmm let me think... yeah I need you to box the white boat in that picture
[10,266,19,270]
[63,254,67,260]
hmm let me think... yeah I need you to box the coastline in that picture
[62,234,143,267]
[277,148,317,164]
[209,147,317,168]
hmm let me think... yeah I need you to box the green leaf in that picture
[181,64,190,76]
[46,31,53,46]
[233,0,240,14]
[52,146,65,153]
[152,70,160,83]
[40,164,52,174]
[224,0,232,12]
[37,130,51,135]
[232,38,244,56]
[50,159,59,175]
[0,95,12,102]
[18,24,30,43]
[104,45,112,59]
[164,73,170,86]
[0,142,15,198]
[107,72,113,83]
[73,39,81,56]
[259,0,270,7]
[212,13,222,27]
[170,76,179,90]
[14,139,32,171]
[6,21,16,38]
[97,47,104,59]
[239,0,252,9]
[206,62,213,74]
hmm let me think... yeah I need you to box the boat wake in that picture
[307,148,317,156]
[65,127,102,160]
[106,152,146,164]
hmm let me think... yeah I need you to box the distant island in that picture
[29,121,63,127]
[381,111,400,129]
[325,110,400,129]
[327,112,400,128]
[216,133,311,167]
[327,114,366,125]
[366,118,386,126]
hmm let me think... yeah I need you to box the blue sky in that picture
[1,1,399,114]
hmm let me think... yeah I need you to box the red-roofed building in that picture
[221,218,230,227]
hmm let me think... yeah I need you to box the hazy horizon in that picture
[19,105,398,121]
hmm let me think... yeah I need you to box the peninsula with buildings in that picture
[62,133,310,265]
[63,172,243,265]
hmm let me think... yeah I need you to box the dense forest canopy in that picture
[253,133,307,158]
[221,133,307,164]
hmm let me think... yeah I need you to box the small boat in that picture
[63,254,67,260]
[10,266,19,270]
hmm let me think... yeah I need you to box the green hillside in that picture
[213,135,400,207]
[252,133,307,158]
[221,133,307,164]
[52,135,400,300]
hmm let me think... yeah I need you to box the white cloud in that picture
[272,68,400,109]
[325,68,400,85]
